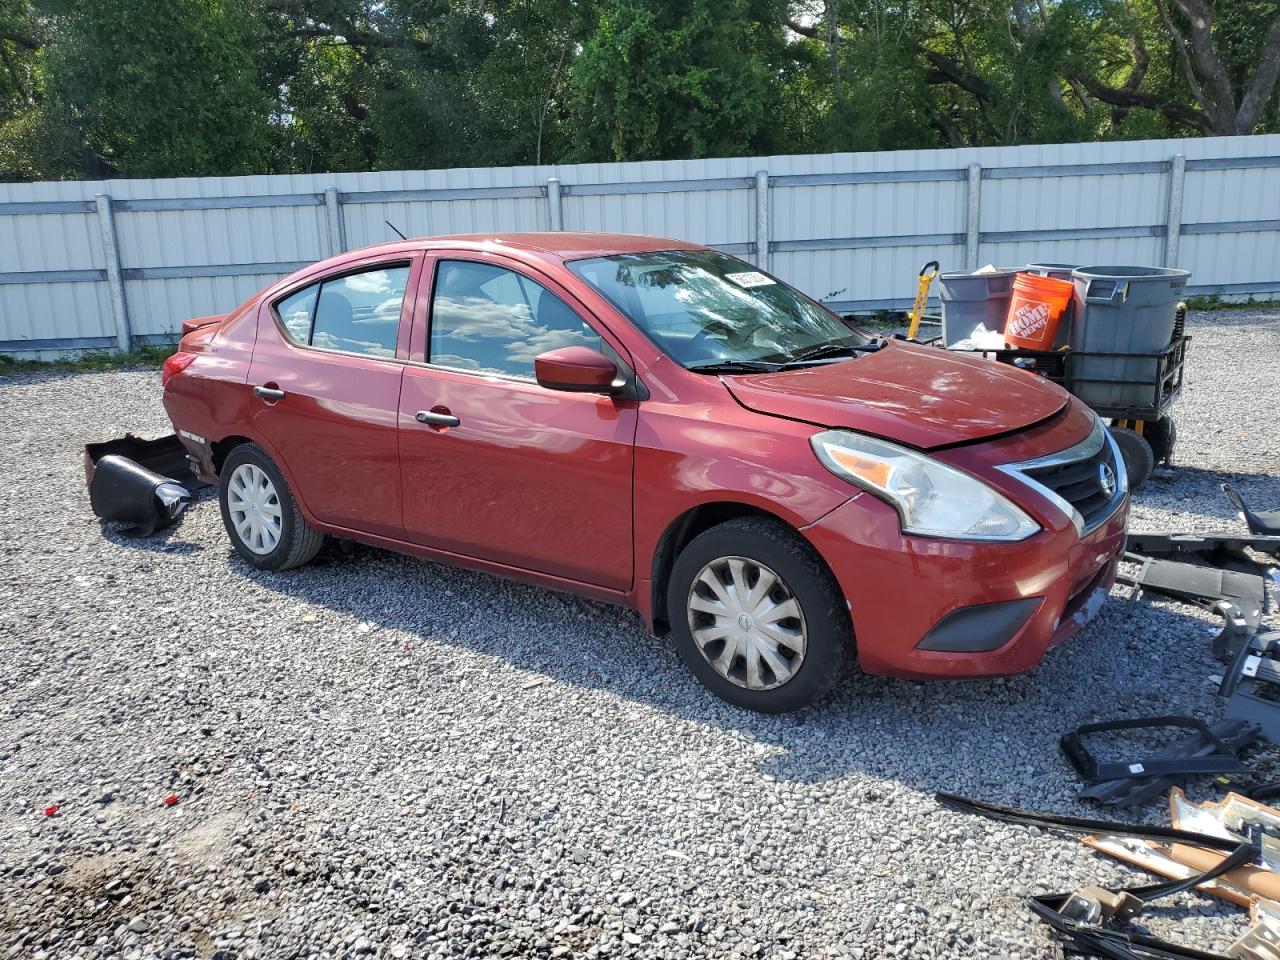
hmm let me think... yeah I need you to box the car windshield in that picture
[567,249,871,368]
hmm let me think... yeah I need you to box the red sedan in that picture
[162,232,1129,712]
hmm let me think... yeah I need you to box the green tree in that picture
[2,0,271,179]
[3,0,1280,182]
[571,0,776,161]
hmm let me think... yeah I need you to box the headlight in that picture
[810,430,1040,541]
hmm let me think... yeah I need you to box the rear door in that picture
[397,254,637,590]
[247,255,422,538]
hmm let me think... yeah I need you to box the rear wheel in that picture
[219,443,324,570]
[1144,416,1177,465]
[1110,426,1155,490]
[667,517,849,713]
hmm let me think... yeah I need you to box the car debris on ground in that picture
[940,790,1280,959]
[85,432,206,536]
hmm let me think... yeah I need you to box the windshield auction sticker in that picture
[725,271,776,288]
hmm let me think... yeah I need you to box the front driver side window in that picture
[428,260,601,379]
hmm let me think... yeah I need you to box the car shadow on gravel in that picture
[1145,464,1280,496]
[230,533,1255,807]
[98,520,204,556]
[94,490,218,555]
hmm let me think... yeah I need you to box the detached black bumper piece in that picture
[1060,715,1256,807]
[85,433,207,537]
[1223,483,1280,538]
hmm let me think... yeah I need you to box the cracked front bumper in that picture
[803,490,1128,678]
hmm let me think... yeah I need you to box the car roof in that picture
[345,232,708,263]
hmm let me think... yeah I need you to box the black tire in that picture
[1144,416,1177,465]
[666,516,850,713]
[218,442,324,571]
[1110,426,1155,490]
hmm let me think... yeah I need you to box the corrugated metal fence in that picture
[2,133,1278,355]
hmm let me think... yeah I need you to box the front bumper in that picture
[803,489,1128,678]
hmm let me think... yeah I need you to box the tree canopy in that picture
[1,0,1278,181]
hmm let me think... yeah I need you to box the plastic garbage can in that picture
[1069,265,1191,408]
[1025,263,1078,282]
[939,269,1017,346]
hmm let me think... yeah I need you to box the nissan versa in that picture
[162,232,1129,712]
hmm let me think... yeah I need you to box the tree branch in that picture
[1072,71,1214,133]
[922,96,964,147]
[1153,0,1209,117]
[785,18,821,39]
[1236,10,1280,133]
[1168,0,1236,130]
[284,25,431,52]
[0,30,40,52]
[1123,34,1150,94]
[1108,34,1149,125]
[1010,0,1034,36]
[921,50,993,101]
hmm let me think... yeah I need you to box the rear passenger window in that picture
[272,264,410,359]
[429,260,600,378]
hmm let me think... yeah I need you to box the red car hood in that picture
[723,339,1069,450]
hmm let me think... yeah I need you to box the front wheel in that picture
[667,517,850,713]
[218,443,324,570]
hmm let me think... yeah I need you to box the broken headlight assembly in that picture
[810,430,1040,541]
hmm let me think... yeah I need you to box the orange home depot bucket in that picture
[1004,272,1074,349]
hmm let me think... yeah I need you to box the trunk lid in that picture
[722,339,1069,450]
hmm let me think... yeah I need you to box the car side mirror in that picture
[534,346,621,393]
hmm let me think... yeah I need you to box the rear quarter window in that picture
[270,263,410,359]
[275,284,318,343]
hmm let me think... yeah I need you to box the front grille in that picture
[1000,419,1125,534]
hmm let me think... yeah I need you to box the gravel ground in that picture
[1,308,1278,960]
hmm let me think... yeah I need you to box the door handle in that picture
[416,409,460,427]
[253,385,286,401]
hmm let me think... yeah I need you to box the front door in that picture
[398,255,637,590]
[246,256,420,538]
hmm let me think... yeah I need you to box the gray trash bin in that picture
[939,269,1017,346]
[1025,263,1078,282]
[1069,265,1191,409]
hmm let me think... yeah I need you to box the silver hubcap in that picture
[687,556,807,691]
[227,463,283,555]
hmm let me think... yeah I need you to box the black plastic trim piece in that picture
[935,792,1245,851]
[1078,720,1260,807]
[1125,530,1280,563]
[1060,716,1249,785]
[915,597,1041,652]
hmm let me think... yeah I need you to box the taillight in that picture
[162,351,197,388]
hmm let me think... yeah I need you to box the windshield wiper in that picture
[778,339,885,369]
[685,359,781,374]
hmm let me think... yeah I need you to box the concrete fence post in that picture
[1164,154,1186,268]
[324,187,346,255]
[965,164,982,270]
[546,178,563,230]
[755,170,770,271]
[95,194,131,352]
